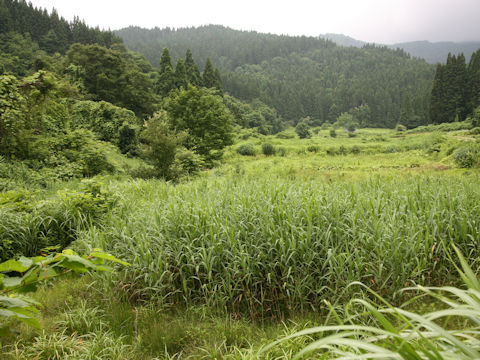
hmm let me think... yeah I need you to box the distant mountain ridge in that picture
[318,33,480,63]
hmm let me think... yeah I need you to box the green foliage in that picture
[0,75,28,158]
[0,32,39,77]
[329,128,337,137]
[395,123,407,131]
[336,112,358,132]
[156,47,176,97]
[223,94,282,134]
[429,52,477,124]
[32,129,115,179]
[141,110,187,179]
[0,0,120,54]
[0,179,115,261]
[236,144,256,156]
[71,100,138,146]
[77,175,480,318]
[261,143,275,156]
[471,105,480,128]
[0,248,129,340]
[165,85,234,163]
[453,145,479,168]
[295,121,311,139]
[263,246,480,360]
[65,43,156,117]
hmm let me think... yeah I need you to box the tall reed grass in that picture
[77,174,480,318]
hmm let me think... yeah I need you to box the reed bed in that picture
[77,174,480,318]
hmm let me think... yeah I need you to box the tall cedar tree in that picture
[429,63,446,123]
[185,49,202,86]
[468,50,480,112]
[203,58,219,89]
[174,59,188,89]
[156,47,176,97]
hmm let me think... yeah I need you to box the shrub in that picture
[261,143,276,156]
[329,128,337,138]
[453,146,479,168]
[295,121,312,139]
[306,145,319,153]
[236,144,256,156]
[395,123,407,132]
[348,132,356,138]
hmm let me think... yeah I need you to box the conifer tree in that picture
[156,47,176,97]
[185,49,202,86]
[214,67,223,92]
[468,49,480,112]
[202,58,217,89]
[175,59,188,89]
[429,63,446,124]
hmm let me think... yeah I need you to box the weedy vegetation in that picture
[1,125,479,359]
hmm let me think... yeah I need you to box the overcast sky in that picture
[28,0,480,44]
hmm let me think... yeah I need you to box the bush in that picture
[395,123,407,132]
[295,121,312,139]
[236,144,256,156]
[348,132,356,138]
[32,129,115,179]
[261,143,276,156]
[306,145,319,153]
[329,128,337,138]
[453,146,479,168]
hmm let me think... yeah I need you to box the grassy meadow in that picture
[1,124,480,359]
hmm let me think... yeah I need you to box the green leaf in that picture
[2,276,22,289]
[89,251,131,266]
[0,295,30,308]
[58,254,96,273]
[0,257,33,273]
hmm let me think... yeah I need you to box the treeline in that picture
[429,50,480,123]
[0,0,122,76]
[0,0,120,53]
[117,25,435,128]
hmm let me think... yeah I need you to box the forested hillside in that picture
[117,25,435,127]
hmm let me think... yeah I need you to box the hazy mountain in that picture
[392,40,480,64]
[319,33,480,64]
[318,33,366,48]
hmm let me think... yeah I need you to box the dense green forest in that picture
[430,50,480,123]
[116,25,435,127]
